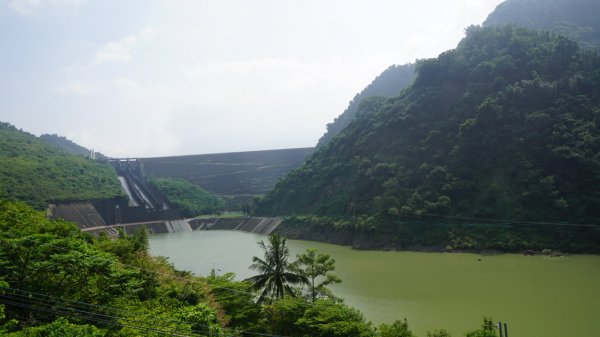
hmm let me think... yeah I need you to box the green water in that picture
[149,230,600,337]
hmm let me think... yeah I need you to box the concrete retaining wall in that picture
[82,216,282,236]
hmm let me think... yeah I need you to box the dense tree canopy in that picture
[0,200,223,336]
[256,26,600,252]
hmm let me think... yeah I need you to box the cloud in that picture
[54,80,96,96]
[181,57,373,107]
[7,1,505,157]
[91,36,138,66]
[139,26,159,41]
[7,0,86,15]
[90,26,157,66]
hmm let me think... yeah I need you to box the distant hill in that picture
[40,133,107,159]
[148,177,224,217]
[140,148,313,210]
[483,0,600,51]
[0,122,123,209]
[256,26,600,252]
[316,64,416,148]
[319,0,600,154]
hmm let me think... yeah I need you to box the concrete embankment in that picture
[190,217,282,234]
[82,216,282,236]
[83,219,194,236]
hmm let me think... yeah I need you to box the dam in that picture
[49,157,281,236]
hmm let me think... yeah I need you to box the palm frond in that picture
[246,234,306,303]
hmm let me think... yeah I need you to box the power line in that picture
[397,210,600,228]
[0,297,202,337]
[1,213,596,337]
[0,290,234,337]
[393,212,600,236]
[0,286,287,337]
[1,286,515,337]
[430,222,600,236]
[0,291,210,336]
[0,233,262,333]
[0,230,259,297]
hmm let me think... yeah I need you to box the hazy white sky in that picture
[0,0,503,157]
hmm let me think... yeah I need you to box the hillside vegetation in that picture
[483,0,600,51]
[40,133,106,159]
[148,177,224,217]
[257,26,600,252]
[0,123,122,209]
[316,64,417,148]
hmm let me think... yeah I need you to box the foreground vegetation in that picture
[0,200,223,336]
[0,123,123,209]
[0,200,500,336]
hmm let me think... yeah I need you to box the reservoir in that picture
[149,230,600,337]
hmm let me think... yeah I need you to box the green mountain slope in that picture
[483,0,600,51]
[316,64,416,148]
[40,133,107,159]
[256,26,600,251]
[148,177,224,216]
[0,122,123,209]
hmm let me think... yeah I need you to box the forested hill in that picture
[0,122,122,209]
[40,133,106,159]
[316,63,416,148]
[483,0,600,51]
[256,26,600,250]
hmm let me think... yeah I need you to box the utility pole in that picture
[353,196,356,223]
[348,197,356,223]
[497,322,508,337]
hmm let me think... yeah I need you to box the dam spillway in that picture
[117,176,139,207]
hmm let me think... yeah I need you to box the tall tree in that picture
[245,234,308,304]
[291,248,341,302]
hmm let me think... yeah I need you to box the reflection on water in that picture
[150,230,600,337]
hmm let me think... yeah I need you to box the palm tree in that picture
[245,233,308,303]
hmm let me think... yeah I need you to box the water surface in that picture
[149,230,600,337]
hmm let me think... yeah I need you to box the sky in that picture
[0,0,504,158]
